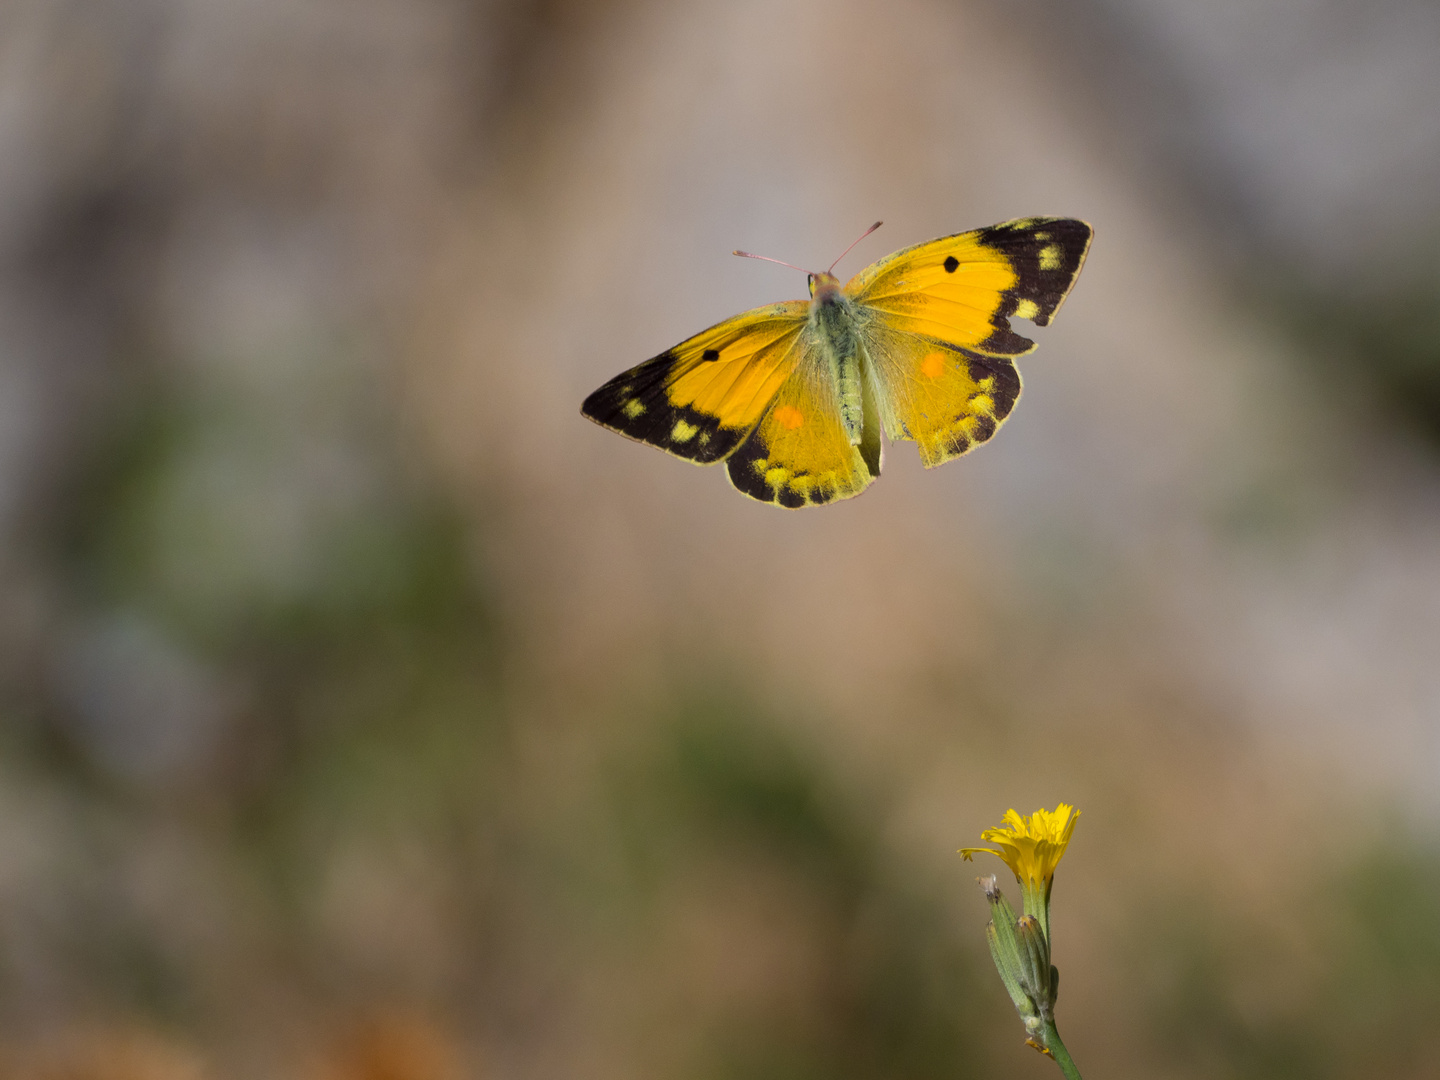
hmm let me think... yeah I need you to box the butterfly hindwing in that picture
[845,217,1090,467]
[725,335,881,508]
[863,326,1022,467]
[581,302,808,464]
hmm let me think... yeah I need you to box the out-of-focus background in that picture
[3,0,1440,1076]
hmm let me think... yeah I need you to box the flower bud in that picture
[1015,914,1056,1016]
[978,877,1036,1020]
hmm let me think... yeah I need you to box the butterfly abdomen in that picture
[809,279,865,445]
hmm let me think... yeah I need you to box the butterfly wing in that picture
[725,331,882,508]
[582,301,809,464]
[846,218,1092,467]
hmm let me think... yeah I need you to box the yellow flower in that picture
[961,804,1079,892]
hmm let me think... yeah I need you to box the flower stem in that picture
[1043,1020,1083,1080]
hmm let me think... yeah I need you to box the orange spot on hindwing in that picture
[920,352,946,379]
[773,405,805,429]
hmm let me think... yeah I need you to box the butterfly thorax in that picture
[806,271,866,444]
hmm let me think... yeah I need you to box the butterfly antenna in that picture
[828,220,883,274]
[732,249,811,274]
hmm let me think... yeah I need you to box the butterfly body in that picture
[583,218,1092,508]
[806,271,867,443]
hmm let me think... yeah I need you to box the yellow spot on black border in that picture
[671,419,699,442]
[622,399,645,419]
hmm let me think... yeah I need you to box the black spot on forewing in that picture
[581,350,746,463]
[975,218,1092,327]
[943,255,959,273]
[701,348,720,361]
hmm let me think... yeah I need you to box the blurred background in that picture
[2,0,1440,1076]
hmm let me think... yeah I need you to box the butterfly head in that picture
[807,270,842,302]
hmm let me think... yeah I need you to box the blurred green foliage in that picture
[6,358,1015,1075]
[10,349,1440,1076]
[610,697,1001,1079]
[1138,832,1440,1080]
[5,240,1439,1080]
[613,702,1008,1080]
[1265,263,1440,448]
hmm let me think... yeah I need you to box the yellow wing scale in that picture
[582,217,1092,507]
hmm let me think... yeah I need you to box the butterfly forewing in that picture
[848,234,1025,355]
[847,218,1091,349]
[968,217,1092,328]
[581,302,808,464]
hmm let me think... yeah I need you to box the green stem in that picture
[1020,882,1050,945]
[1043,1020,1083,1080]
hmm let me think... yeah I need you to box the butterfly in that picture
[581,218,1092,508]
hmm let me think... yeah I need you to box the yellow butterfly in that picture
[581,217,1092,508]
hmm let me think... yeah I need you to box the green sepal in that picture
[980,877,1038,1019]
[1015,914,1055,1016]
[986,918,1036,1017]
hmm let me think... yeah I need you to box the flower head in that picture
[960,804,1079,892]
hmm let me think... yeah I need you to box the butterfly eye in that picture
[806,273,816,297]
